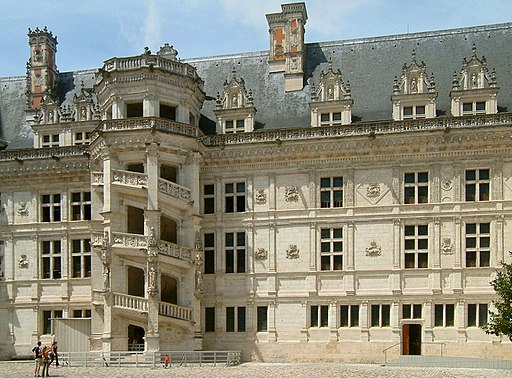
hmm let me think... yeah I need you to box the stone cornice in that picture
[0,145,88,162]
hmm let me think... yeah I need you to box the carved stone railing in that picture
[112,169,148,187]
[113,292,148,312]
[158,178,191,202]
[92,232,104,247]
[103,55,199,81]
[158,301,193,322]
[111,232,148,248]
[201,112,512,147]
[158,240,193,262]
[0,145,89,161]
[92,118,202,142]
[92,172,104,185]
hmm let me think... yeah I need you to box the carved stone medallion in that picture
[255,188,266,205]
[255,248,268,260]
[286,244,299,259]
[365,241,381,257]
[285,186,299,202]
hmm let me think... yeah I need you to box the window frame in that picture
[403,171,429,204]
[225,182,245,213]
[225,232,246,273]
[70,191,91,221]
[310,305,329,328]
[41,193,61,222]
[340,304,359,328]
[370,304,391,327]
[434,304,455,327]
[404,224,429,269]
[465,168,490,202]
[320,227,343,271]
[226,306,246,332]
[203,184,215,214]
[320,176,343,208]
[203,233,215,274]
[465,222,491,268]
[467,303,488,327]
[41,240,62,279]
[71,238,91,278]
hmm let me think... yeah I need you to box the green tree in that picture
[482,253,512,341]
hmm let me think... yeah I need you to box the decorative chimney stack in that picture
[266,2,308,92]
[26,27,58,113]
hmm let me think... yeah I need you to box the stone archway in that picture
[161,274,178,304]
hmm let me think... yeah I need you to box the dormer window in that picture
[391,51,437,121]
[214,68,256,134]
[74,132,91,146]
[42,134,59,147]
[310,61,353,127]
[225,120,245,134]
[403,105,425,119]
[450,44,498,117]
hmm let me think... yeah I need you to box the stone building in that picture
[0,2,512,363]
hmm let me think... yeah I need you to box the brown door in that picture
[402,324,421,355]
[402,324,410,355]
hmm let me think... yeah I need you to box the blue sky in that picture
[1,0,511,77]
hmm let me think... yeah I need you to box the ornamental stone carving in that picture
[286,244,299,259]
[18,254,29,268]
[17,202,29,217]
[365,241,382,257]
[255,188,267,205]
[285,186,299,202]
[441,179,452,191]
[366,183,380,198]
[255,248,268,260]
[441,238,453,254]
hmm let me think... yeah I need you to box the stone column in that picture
[143,94,159,117]
[423,300,433,342]
[360,301,369,342]
[268,300,277,342]
[456,299,466,343]
[145,236,160,352]
[328,301,338,341]
[145,143,159,211]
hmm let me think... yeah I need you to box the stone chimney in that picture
[266,2,308,92]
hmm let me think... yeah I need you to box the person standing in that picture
[50,340,59,367]
[41,346,50,377]
[164,354,170,368]
[32,341,42,377]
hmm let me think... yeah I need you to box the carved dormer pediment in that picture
[213,68,256,134]
[450,44,498,116]
[310,60,353,127]
[73,81,96,122]
[391,51,437,121]
[40,91,61,124]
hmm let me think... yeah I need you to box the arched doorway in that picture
[127,266,145,297]
[402,324,421,355]
[161,274,178,304]
[128,324,145,351]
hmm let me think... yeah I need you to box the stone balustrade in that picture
[113,292,148,312]
[103,55,199,80]
[0,145,88,161]
[158,240,193,262]
[201,112,512,147]
[158,301,193,322]
[158,178,191,201]
[95,117,201,139]
[111,232,147,248]
[112,169,148,187]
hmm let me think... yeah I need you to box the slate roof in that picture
[1,22,511,150]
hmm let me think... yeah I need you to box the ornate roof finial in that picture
[472,43,477,58]
[411,49,417,63]
[143,46,151,55]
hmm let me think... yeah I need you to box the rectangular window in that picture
[71,239,91,278]
[465,223,490,267]
[371,304,390,327]
[404,225,428,269]
[43,310,63,334]
[203,184,215,214]
[42,240,61,279]
[225,232,245,273]
[404,172,428,204]
[257,306,268,332]
[204,233,215,274]
[225,182,245,213]
[74,131,91,146]
[434,304,455,327]
[226,306,245,332]
[463,101,486,115]
[465,169,489,201]
[403,105,425,119]
[42,134,60,147]
[73,309,91,318]
[467,303,488,327]
[71,192,91,220]
[205,307,215,332]
[310,305,329,328]
[320,227,343,270]
[320,177,343,208]
[340,305,359,327]
[41,194,61,222]
[402,304,422,319]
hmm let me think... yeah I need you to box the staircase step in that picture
[385,355,512,370]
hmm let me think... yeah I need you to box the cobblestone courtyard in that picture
[2,361,511,378]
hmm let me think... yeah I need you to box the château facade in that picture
[0,2,511,363]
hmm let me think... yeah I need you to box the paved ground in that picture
[3,360,511,378]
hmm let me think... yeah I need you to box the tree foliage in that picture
[482,253,512,341]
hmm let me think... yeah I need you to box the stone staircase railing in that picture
[113,292,148,312]
[158,240,193,262]
[112,169,148,187]
[159,301,193,322]
[111,232,148,248]
[158,177,191,202]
